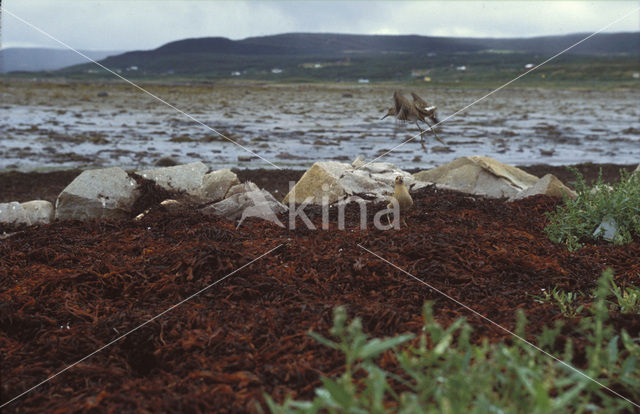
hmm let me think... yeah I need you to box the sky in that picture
[1,1,639,51]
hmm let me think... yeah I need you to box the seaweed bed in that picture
[1,171,640,412]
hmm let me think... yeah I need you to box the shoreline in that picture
[3,75,639,91]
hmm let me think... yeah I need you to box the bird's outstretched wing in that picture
[393,91,413,121]
[410,92,430,109]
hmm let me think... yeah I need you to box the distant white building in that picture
[525,63,535,69]
[127,66,139,71]
[231,71,241,76]
[271,68,283,74]
[456,65,467,71]
[633,73,640,79]
[358,78,370,84]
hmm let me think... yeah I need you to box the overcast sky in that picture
[1,1,639,51]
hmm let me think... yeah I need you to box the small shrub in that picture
[533,286,586,318]
[545,167,640,251]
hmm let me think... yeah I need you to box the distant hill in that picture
[0,48,123,73]
[56,32,640,83]
[114,32,640,59]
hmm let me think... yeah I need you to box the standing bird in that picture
[387,175,413,227]
[381,91,446,150]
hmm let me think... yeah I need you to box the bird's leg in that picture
[391,120,398,139]
[386,211,393,226]
[424,119,446,146]
[415,121,428,151]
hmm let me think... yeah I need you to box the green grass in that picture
[545,168,640,251]
[609,276,640,315]
[533,269,640,318]
[264,270,640,413]
[533,287,586,318]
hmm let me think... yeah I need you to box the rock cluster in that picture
[1,163,286,228]
[282,156,579,207]
[2,157,624,229]
[412,156,577,201]
[283,157,429,205]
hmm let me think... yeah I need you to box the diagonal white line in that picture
[0,244,283,409]
[360,5,640,170]
[357,243,640,409]
[0,6,282,170]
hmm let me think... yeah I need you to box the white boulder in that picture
[413,156,539,199]
[0,200,54,226]
[510,174,577,201]
[55,167,140,220]
[136,162,208,196]
[283,159,426,205]
[200,169,241,201]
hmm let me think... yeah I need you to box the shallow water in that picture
[1,81,638,171]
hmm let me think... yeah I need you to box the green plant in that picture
[533,286,586,318]
[545,167,640,251]
[264,306,414,413]
[266,271,640,413]
[608,273,640,315]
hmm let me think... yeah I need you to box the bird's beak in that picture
[381,114,389,120]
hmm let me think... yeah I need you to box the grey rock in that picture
[200,168,240,202]
[0,200,54,225]
[55,167,140,220]
[137,162,208,196]
[20,200,55,224]
[0,202,25,225]
[594,216,619,242]
[414,156,539,199]
[226,182,260,198]
[510,174,577,201]
[202,181,287,227]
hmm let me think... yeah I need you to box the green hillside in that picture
[10,32,639,87]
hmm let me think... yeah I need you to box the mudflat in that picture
[1,80,639,171]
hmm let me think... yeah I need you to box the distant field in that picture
[3,51,638,89]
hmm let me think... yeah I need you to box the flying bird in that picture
[381,91,446,150]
